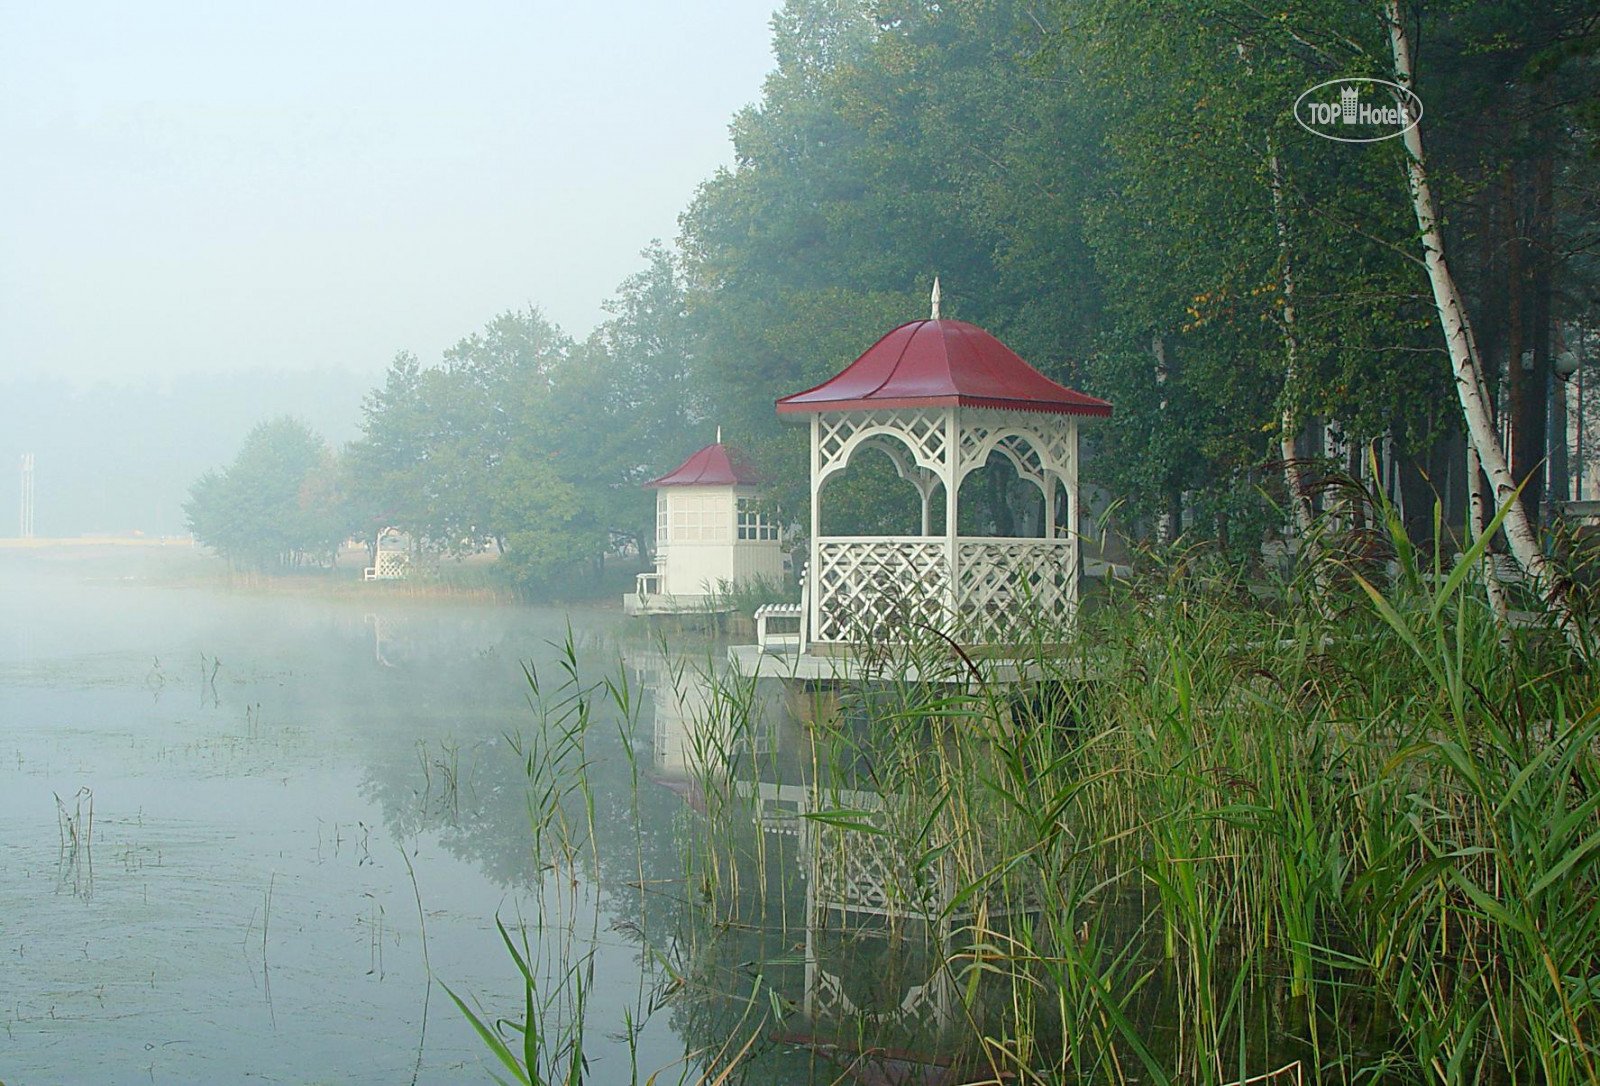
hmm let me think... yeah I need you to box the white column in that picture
[944,407,961,629]
[1067,418,1080,611]
[1043,433,1058,539]
[809,414,822,644]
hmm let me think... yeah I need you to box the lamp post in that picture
[1553,346,1580,508]
[1579,330,1590,501]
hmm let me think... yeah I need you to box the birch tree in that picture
[1384,1,1583,650]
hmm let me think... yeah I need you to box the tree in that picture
[344,351,431,555]
[680,0,1106,526]
[185,417,342,570]
[346,310,572,558]
[491,450,605,595]
[1385,1,1582,648]
[546,243,698,561]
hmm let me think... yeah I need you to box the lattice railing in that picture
[954,538,1076,644]
[812,538,950,644]
[807,961,952,1030]
[812,537,1076,645]
[812,820,949,920]
[374,551,410,579]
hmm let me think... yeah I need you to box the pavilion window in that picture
[737,499,780,541]
[671,494,730,543]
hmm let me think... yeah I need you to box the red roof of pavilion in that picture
[775,319,1112,417]
[645,443,763,488]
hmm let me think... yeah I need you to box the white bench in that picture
[755,602,804,653]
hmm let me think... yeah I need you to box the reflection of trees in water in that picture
[353,609,615,677]
[356,631,1068,1082]
[357,642,686,909]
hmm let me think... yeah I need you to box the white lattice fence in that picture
[373,551,410,579]
[807,961,952,1030]
[954,539,1075,643]
[811,817,949,920]
[813,538,950,644]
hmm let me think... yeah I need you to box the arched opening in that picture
[956,450,1048,538]
[1050,475,1074,540]
[819,441,944,537]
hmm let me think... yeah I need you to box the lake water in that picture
[0,547,734,1085]
[7,546,1172,1086]
[2,547,1324,1086]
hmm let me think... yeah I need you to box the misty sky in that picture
[0,2,777,388]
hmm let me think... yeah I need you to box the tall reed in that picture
[454,489,1600,1086]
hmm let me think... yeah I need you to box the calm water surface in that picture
[2,549,1321,1086]
[0,548,697,1085]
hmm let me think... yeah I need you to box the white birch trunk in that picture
[1385,2,1581,651]
[1323,419,1349,534]
[1268,145,1317,540]
[1466,442,1511,623]
[1154,334,1179,544]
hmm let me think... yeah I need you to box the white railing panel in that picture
[811,536,1076,645]
[813,537,950,644]
[955,537,1076,643]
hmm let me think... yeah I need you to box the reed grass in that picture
[450,486,1600,1085]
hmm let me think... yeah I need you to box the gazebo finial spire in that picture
[930,277,941,320]
[716,425,723,444]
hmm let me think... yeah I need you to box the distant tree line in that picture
[186,246,694,590]
[189,0,1599,598]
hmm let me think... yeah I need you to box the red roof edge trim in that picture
[776,395,1112,417]
[774,322,918,406]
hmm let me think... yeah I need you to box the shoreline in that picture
[0,536,197,548]
[0,539,640,609]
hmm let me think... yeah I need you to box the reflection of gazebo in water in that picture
[623,649,779,792]
[727,773,1032,1038]
[752,291,1110,666]
[796,782,967,1032]
[637,663,1028,1045]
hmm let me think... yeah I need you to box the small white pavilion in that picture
[625,439,788,616]
[770,293,1111,657]
[363,527,411,581]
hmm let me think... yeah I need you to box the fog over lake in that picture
[0,547,706,1083]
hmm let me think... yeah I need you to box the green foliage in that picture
[196,0,1600,595]
[184,416,344,570]
[451,500,1600,1084]
[344,309,573,557]
[675,0,1596,554]
[682,0,1102,513]
[332,251,702,598]
[492,452,604,596]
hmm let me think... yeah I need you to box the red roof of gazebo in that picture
[775,319,1111,417]
[645,442,762,488]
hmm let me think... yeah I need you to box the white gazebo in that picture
[625,440,788,616]
[774,305,1111,655]
[363,527,411,581]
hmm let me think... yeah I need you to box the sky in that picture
[0,1,779,389]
